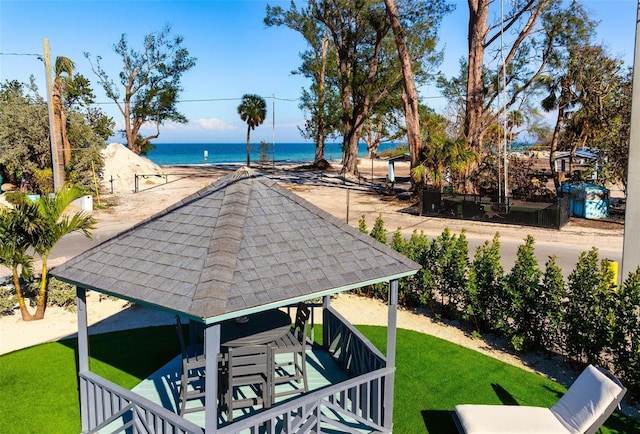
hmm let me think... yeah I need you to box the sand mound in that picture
[101,143,164,193]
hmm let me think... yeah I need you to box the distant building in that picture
[553,149,601,181]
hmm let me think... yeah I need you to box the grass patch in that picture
[0,325,637,433]
[0,326,179,433]
[358,326,639,434]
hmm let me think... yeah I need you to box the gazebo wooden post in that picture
[384,279,398,430]
[322,295,331,347]
[76,286,90,432]
[204,323,221,433]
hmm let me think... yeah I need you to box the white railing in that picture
[80,371,203,434]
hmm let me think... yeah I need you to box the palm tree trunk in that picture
[246,126,251,167]
[33,260,48,320]
[12,269,33,321]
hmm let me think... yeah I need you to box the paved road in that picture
[2,218,622,283]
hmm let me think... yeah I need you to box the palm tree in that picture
[53,56,75,168]
[0,203,41,321]
[32,186,96,320]
[237,94,267,167]
[412,138,479,190]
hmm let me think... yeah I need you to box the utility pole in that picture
[43,38,63,191]
[622,1,640,280]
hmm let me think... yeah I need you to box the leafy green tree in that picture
[270,0,450,175]
[265,2,341,163]
[468,233,506,333]
[0,80,50,184]
[86,25,196,154]
[565,248,616,366]
[444,230,469,317]
[31,186,96,319]
[505,235,542,351]
[358,215,368,234]
[539,255,566,356]
[369,213,387,244]
[0,78,111,195]
[237,94,267,167]
[399,229,431,307]
[612,268,640,399]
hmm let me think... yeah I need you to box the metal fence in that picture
[421,190,570,229]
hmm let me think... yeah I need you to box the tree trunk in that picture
[12,269,33,321]
[466,0,490,150]
[33,260,48,320]
[342,132,360,176]
[549,106,565,190]
[315,30,329,164]
[385,0,421,170]
[51,89,66,186]
[246,126,252,167]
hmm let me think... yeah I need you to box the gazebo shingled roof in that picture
[52,168,420,322]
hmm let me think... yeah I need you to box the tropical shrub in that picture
[612,268,640,399]
[468,233,507,333]
[505,235,542,351]
[539,255,566,356]
[565,249,616,367]
[0,285,17,315]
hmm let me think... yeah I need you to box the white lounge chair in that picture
[454,364,626,434]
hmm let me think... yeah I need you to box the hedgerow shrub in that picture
[612,268,640,400]
[505,235,542,351]
[468,233,507,333]
[358,215,640,402]
[539,255,566,356]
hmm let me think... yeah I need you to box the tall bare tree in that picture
[86,25,196,154]
[384,0,421,170]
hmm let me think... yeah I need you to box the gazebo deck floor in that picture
[128,347,352,430]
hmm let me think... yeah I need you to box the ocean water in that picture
[144,142,398,166]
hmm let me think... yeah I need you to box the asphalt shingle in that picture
[52,169,420,321]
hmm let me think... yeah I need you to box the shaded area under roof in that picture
[52,169,420,322]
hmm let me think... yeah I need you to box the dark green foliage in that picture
[565,249,616,367]
[468,233,506,333]
[505,235,543,351]
[355,213,640,402]
[44,278,77,311]
[358,214,368,234]
[612,268,640,399]
[369,213,387,244]
[540,255,566,355]
[421,228,469,319]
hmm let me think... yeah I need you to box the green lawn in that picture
[0,325,637,433]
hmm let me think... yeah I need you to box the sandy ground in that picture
[0,159,632,413]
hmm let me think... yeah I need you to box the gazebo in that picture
[52,168,420,433]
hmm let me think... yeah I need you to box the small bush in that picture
[0,285,17,316]
[46,278,77,312]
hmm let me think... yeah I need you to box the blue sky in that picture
[0,0,637,143]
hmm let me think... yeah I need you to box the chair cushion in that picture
[551,364,625,433]
[455,404,569,434]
